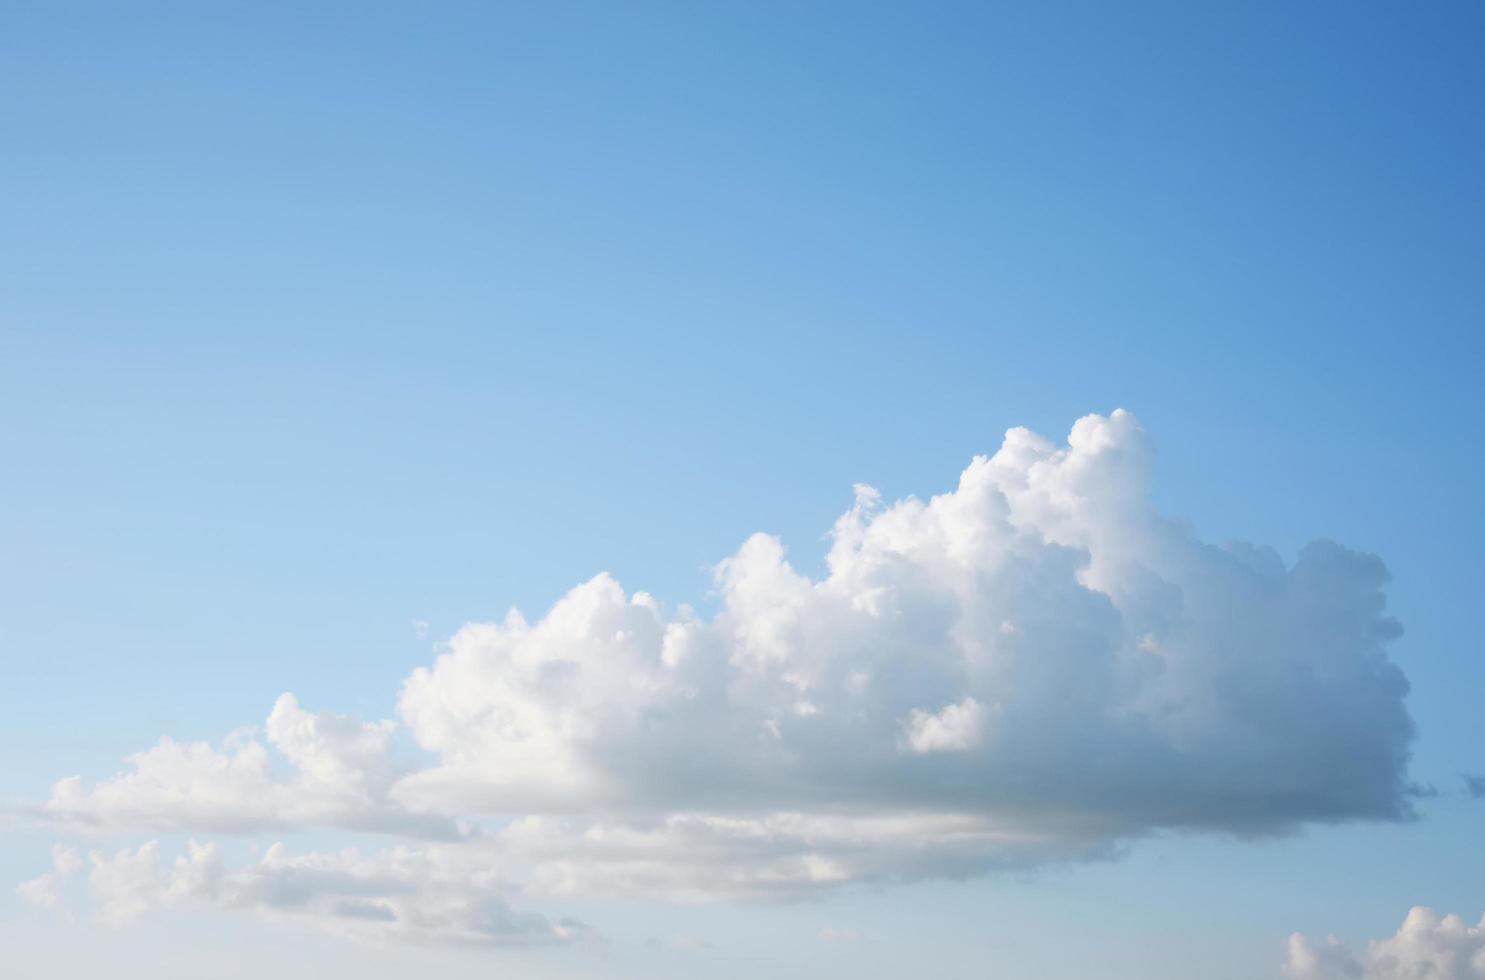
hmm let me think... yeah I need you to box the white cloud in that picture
[26,411,1419,937]
[902,697,988,753]
[43,694,456,839]
[503,809,1105,904]
[80,839,591,947]
[392,410,1413,844]
[87,839,220,923]
[1285,907,1485,979]
[15,843,82,909]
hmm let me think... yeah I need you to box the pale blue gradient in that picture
[2,3,1482,977]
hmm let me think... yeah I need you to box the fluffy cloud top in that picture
[1286,907,1485,979]
[44,694,457,839]
[29,411,1418,940]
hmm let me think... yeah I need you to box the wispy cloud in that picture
[51,839,594,947]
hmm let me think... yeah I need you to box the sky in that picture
[2,2,1483,978]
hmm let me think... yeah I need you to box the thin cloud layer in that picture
[1285,907,1485,979]
[29,411,1418,939]
[18,839,590,947]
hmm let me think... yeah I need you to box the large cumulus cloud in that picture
[393,409,1413,837]
[26,411,1418,939]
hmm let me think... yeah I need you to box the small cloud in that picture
[1284,906,1485,978]
[819,927,859,943]
[15,844,81,910]
[901,697,986,754]
[412,619,431,640]
[1461,773,1485,799]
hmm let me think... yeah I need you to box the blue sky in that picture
[2,3,1483,978]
